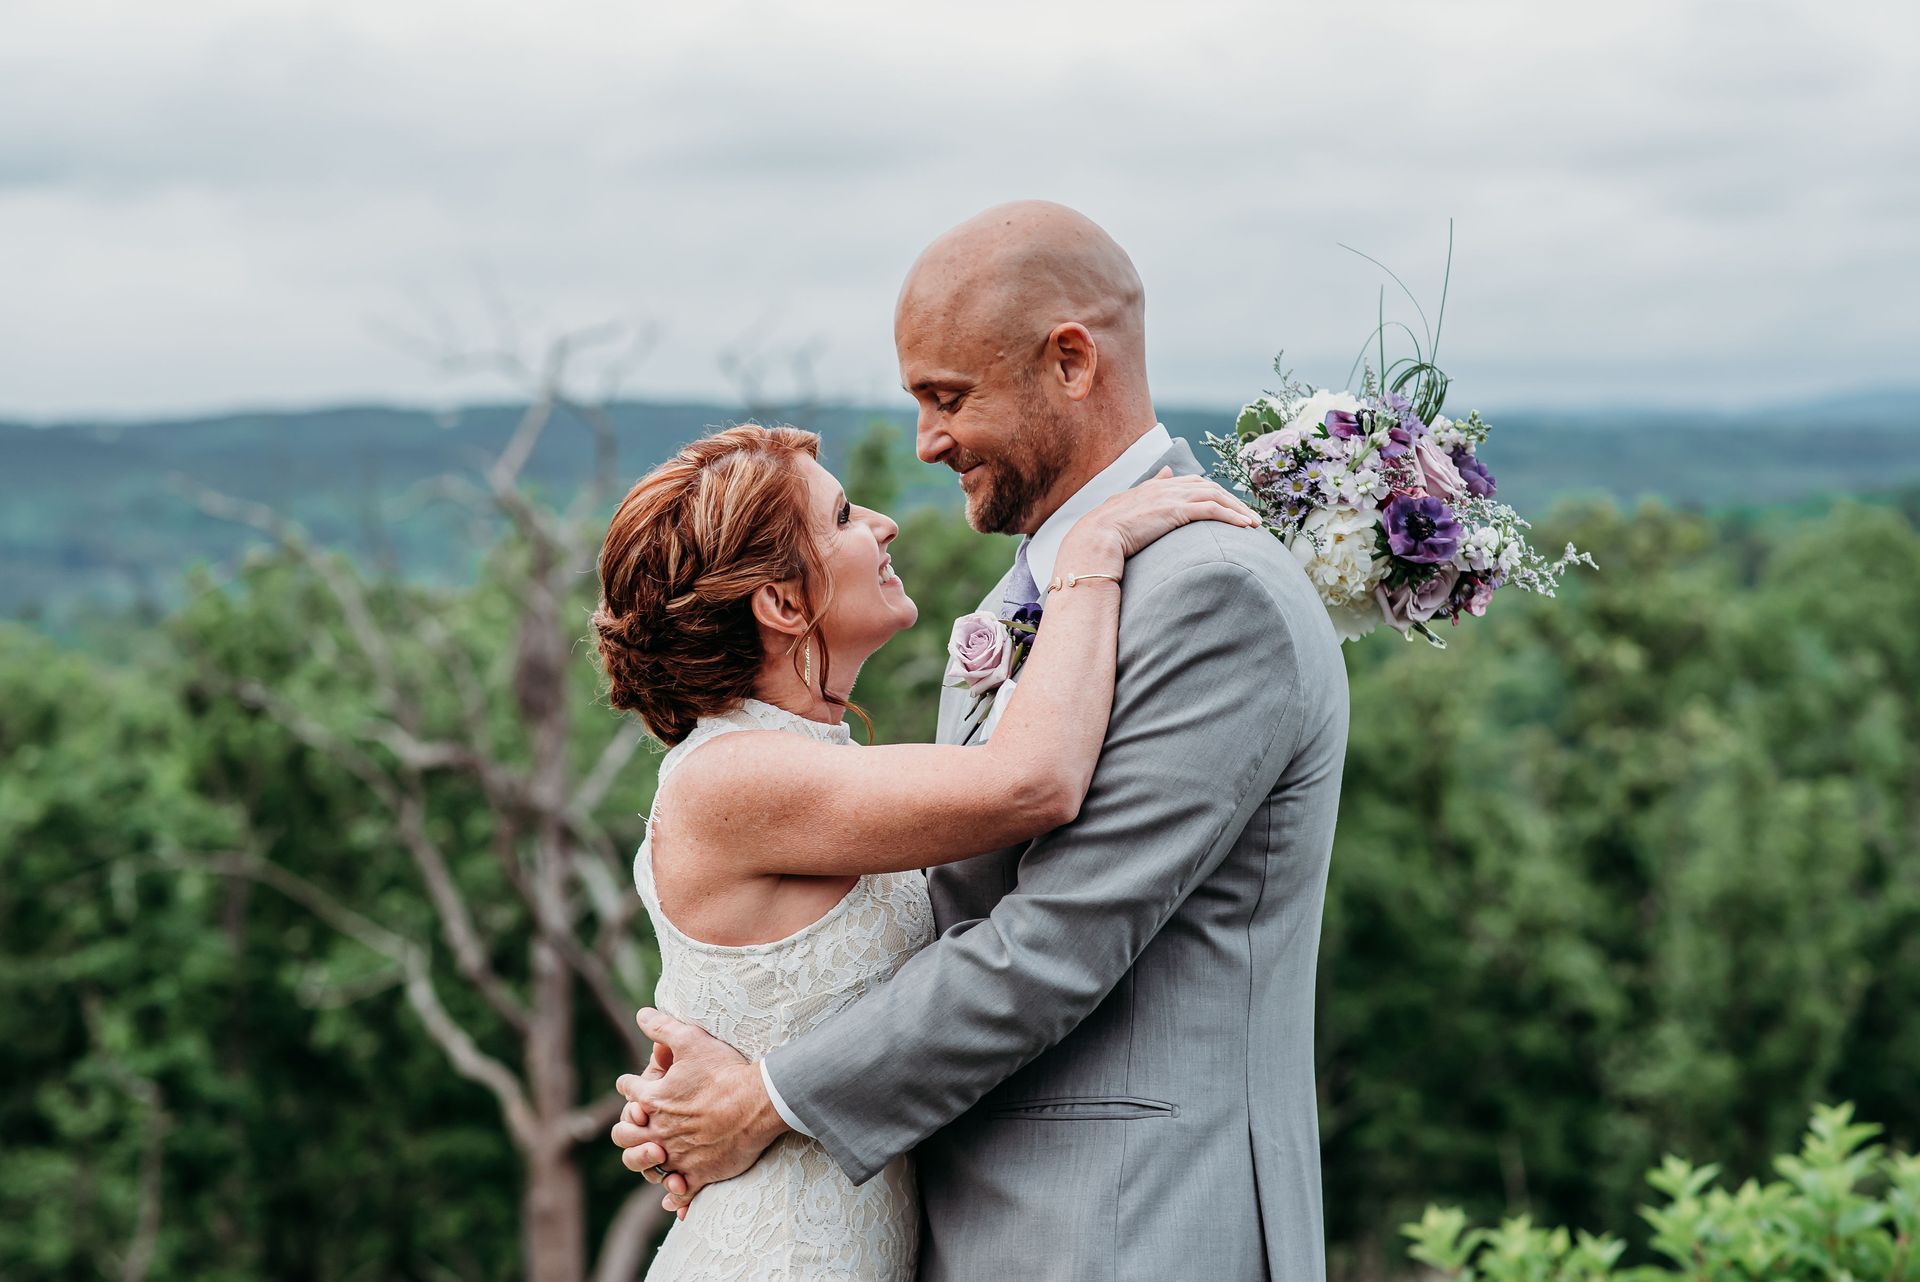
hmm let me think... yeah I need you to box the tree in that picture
[171,327,669,1282]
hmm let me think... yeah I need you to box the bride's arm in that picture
[663,472,1257,876]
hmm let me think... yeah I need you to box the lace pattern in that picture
[636,699,932,1281]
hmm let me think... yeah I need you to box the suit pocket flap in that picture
[988,1095,1178,1121]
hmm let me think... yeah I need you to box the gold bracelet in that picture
[1047,571,1122,593]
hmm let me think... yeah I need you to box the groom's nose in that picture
[915,411,954,465]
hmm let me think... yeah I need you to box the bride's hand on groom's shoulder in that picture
[1066,467,1260,565]
[608,1009,789,1217]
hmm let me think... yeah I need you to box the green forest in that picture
[3,403,1918,1281]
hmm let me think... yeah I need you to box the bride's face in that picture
[796,455,917,673]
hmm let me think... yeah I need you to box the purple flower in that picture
[1380,422,1417,459]
[1324,409,1364,439]
[1381,392,1412,416]
[1384,494,1463,564]
[1452,448,1497,498]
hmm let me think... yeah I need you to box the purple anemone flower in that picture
[1384,494,1463,564]
[1380,422,1417,459]
[1452,448,1497,498]
[1324,409,1364,439]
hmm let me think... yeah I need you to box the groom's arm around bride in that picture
[773,468,1346,1281]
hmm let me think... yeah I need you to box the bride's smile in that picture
[793,453,918,693]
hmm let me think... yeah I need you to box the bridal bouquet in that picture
[1208,244,1594,647]
[1208,370,1592,647]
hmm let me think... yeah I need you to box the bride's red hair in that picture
[593,424,838,745]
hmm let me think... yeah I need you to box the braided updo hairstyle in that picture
[593,424,833,745]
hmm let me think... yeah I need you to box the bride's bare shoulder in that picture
[658,728,828,824]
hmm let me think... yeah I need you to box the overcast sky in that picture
[4,0,1916,420]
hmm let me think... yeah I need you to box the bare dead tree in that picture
[171,322,667,1282]
[716,313,829,426]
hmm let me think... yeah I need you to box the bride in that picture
[593,422,1254,1280]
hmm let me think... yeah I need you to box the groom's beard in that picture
[961,381,1076,536]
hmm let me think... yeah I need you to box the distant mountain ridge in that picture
[6,396,1919,633]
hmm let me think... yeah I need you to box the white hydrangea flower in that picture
[1287,505,1386,611]
[1323,592,1385,642]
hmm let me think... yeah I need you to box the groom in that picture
[613,201,1349,1280]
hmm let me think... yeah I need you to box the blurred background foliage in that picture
[3,404,1917,1280]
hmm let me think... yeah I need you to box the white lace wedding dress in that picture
[635,699,933,1282]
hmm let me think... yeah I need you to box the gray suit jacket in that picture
[764,438,1348,1281]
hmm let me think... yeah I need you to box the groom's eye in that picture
[936,394,963,413]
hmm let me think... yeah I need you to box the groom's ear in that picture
[749,578,809,638]
[1043,322,1099,402]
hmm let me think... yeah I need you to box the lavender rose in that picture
[1244,426,1306,462]
[1412,436,1466,499]
[944,610,1014,693]
[1377,565,1460,633]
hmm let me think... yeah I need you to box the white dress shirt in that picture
[1022,422,1173,599]
[761,421,1174,1137]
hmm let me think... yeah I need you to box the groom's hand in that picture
[610,1008,789,1214]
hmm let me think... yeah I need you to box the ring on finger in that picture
[650,1163,673,1180]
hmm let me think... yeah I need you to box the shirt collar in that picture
[1024,423,1173,595]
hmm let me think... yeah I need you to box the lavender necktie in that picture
[1001,540,1042,620]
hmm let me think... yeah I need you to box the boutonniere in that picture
[943,606,1042,723]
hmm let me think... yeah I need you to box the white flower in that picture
[1324,593,1385,642]
[1285,389,1365,440]
[1287,505,1386,610]
[1461,525,1503,572]
[1350,467,1389,501]
[1428,414,1466,450]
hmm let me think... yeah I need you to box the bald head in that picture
[896,201,1160,536]
[898,200,1146,371]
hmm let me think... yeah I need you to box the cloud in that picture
[2,0,1916,417]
